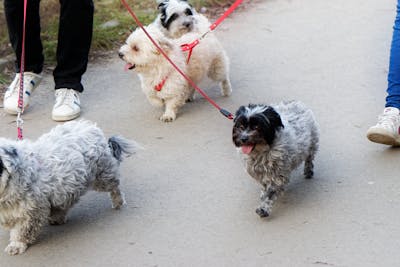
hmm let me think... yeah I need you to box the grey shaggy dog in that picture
[0,120,138,255]
[232,101,319,218]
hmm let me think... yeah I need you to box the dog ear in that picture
[158,2,166,11]
[155,37,173,54]
[0,146,20,174]
[234,106,247,122]
[263,107,284,129]
[257,107,283,145]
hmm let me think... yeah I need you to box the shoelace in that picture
[6,75,35,98]
[55,90,78,108]
[377,113,400,131]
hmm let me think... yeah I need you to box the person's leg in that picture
[3,0,43,114]
[367,1,400,146]
[52,0,93,121]
[386,1,400,109]
[53,0,94,92]
[4,0,44,73]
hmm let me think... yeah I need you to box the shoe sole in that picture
[52,112,80,122]
[366,128,400,146]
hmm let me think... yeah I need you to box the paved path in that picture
[0,0,399,266]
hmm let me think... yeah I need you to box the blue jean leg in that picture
[386,1,400,109]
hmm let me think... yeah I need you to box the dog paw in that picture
[48,217,67,225]
[111,192,126,210]
[304,170,314,179]
[256,207,270,218]
[160,113,176,122]
[221,81,232,96]
[112,201,124,210]
[221,88,232,97]
[5,241,27,255]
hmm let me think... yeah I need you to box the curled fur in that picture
[233,101,319,218]
[119,25,231,122]
[0,120,138,255]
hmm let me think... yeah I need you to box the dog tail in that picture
[108,136,141,162]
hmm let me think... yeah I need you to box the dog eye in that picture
[239,125,246,130]
[132,45,139,52]
[185,8,193,16]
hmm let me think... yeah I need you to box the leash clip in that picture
[220,108,234,120]
[200,29,212,40]
[16,113,24,128]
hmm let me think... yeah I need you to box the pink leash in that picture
[121,0,237,120]
[17,0,28,140]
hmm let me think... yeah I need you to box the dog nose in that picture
[240,136,249,143]
[118,52,124,59]
[183,21,192,28]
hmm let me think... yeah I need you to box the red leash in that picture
[17,0,28,140]
[121,0,234,120]
[210,0,243,31]
[181,0,243,63]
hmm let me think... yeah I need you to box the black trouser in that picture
[4,0,94,92]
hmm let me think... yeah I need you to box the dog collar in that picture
[154,76,168,91]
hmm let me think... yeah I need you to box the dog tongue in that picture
[124,63,133,71]
[241,145,254,154]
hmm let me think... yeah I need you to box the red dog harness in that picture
[154,76,168,91]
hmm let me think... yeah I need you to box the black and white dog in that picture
[155,0,210,38]
[232,101,319,218]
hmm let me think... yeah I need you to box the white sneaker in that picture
[52,89,81,122]
[3,72,42,114]
[367,107,400,146]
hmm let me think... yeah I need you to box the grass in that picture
[0,73,7,85]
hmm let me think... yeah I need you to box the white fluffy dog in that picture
[0,120,137,255]
[155,0,210,38]
[232,101,319,218]
[119,24,231,122]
